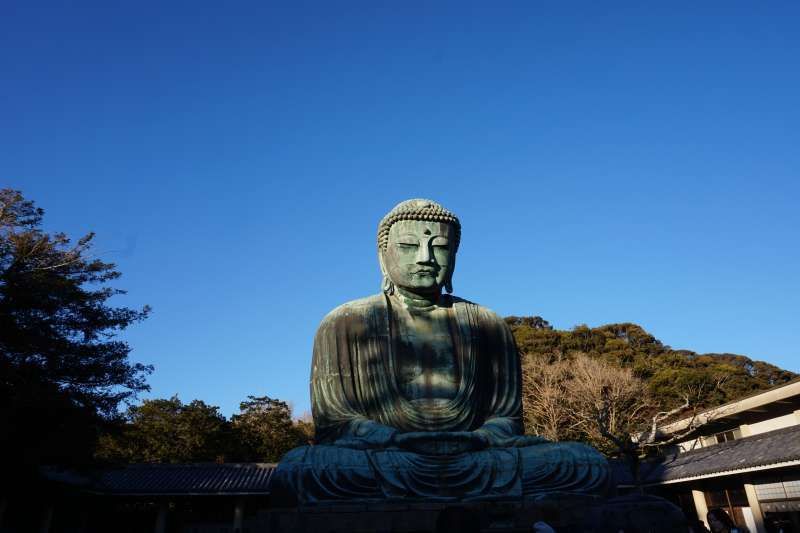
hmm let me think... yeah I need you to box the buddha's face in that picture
[382,219,455,295]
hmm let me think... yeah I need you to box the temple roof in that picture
[613,424,800,487]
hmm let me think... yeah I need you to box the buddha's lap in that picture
[274,441,609,502]
[278,440,607,477]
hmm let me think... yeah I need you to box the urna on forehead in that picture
[377,198,461,251]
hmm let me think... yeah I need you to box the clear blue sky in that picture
[3,2,798,417]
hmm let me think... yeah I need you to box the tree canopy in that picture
[0,189,152,482]
[508,316,796,416]
[96,396,228,463]
[231,396,310,463]
[96,394,312,464]
[512,316,796,486]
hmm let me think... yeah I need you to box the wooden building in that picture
[617,379,800,532]
[4,463,275,533]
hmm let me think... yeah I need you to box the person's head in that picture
[706,508,736,532]
[377,199,460,297]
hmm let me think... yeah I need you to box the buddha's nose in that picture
[416,243,433,264]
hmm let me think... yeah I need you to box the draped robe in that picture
[272,294,609,503]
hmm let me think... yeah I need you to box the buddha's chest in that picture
[393,308,459,401]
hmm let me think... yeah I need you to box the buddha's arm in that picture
[476,418,520,442]
[310,306,398,448]
[472,308,538,446]
[334,417,397,448]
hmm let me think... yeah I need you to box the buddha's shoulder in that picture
[319,294,386,324]
[449,295,505,322]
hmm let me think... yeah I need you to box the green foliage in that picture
[507,317,796,415]
[231,396,308,462]
[0,189,151,480]
[505,316,553,330]
[97,396,229,463]
[97,394,311,464]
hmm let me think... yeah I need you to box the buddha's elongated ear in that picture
[378,249,395,295]
[444,255,456,294]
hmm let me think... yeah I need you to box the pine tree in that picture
[0,189,151,483]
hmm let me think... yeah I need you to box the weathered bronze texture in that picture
[272,199,610,503]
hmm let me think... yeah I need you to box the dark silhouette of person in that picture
[707,508,743,533]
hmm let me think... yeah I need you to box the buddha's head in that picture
[377,199,461,297]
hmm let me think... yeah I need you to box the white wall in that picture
[676,410,800,453]
[741,413,799,437]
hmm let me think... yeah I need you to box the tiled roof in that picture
[614,424,800,486]
[45,463,276,495]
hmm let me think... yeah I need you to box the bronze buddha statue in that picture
[272,199,609,503]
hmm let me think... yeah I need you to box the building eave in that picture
[661,378,800,435]
[618,458,800,489]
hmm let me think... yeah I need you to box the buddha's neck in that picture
[395,288,441,310]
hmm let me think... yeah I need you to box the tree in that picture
[0,189,151,482]
[576,358,724,492]
[505,316,553,330]
[96,396,229,463]
[564,354,663,491]
[508,316,795,415]
[293,410,315,446]
[565,354,653,455]
[231,396,306,462]
[521,352,653,451]
[522,351,720,491]
[521,353,575,441]
[97,394,313,464]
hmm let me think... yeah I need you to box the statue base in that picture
[261,493,686,532]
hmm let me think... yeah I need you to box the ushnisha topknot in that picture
[377,199,461,252]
